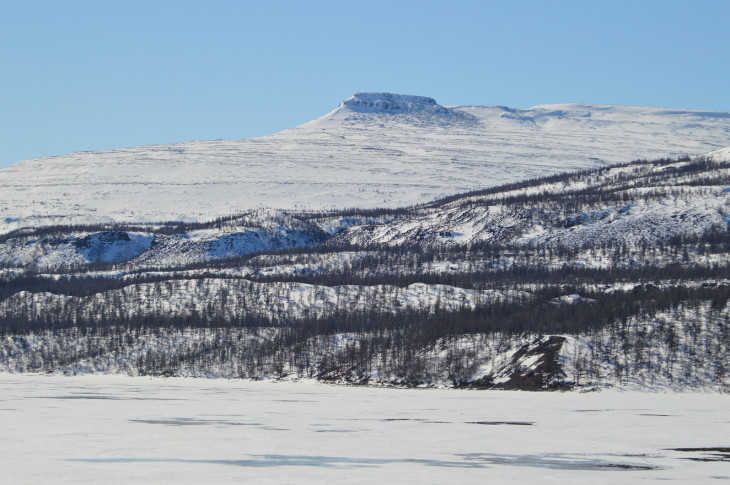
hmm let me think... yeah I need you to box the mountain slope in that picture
[0,210,327,269]
[329,153,730,250]
[0,150,728,272]
[2,93,729,233]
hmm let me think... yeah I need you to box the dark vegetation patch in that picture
[467,421,534,426]
[668,448,730,462]
[459,452,659,471]
[131,418,260,427]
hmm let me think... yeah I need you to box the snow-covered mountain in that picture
[2,92,729,233]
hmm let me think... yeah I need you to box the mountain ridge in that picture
[1,93,729,234]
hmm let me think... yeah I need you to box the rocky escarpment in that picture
[333,92,480,125]
[341,92,448,114]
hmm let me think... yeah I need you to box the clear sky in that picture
[1,0,729,168]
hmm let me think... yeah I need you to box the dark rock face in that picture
[467,336,571,391]
[315,335,572,391]
[74,231,131,249]
[342,93,443,113]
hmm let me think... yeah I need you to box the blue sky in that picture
[1,0,729,168]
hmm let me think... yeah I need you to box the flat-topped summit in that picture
[320,92,477,127]
[340,92,447,114]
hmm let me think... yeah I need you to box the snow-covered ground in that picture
[0,374,728,484]
[2,93,729,232]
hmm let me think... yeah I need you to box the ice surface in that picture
[0,374,728,484]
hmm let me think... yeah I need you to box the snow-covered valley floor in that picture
[1,374,727,484]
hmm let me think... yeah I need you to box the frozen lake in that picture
[1,374,728,484]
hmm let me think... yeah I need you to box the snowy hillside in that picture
[0,210,326,269]
[2,153,729,390]
[2,92,729,233]
[330,153,730,250]
[707,146,730,162]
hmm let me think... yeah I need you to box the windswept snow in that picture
[707,145,730,162]
[1,93,729,232]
